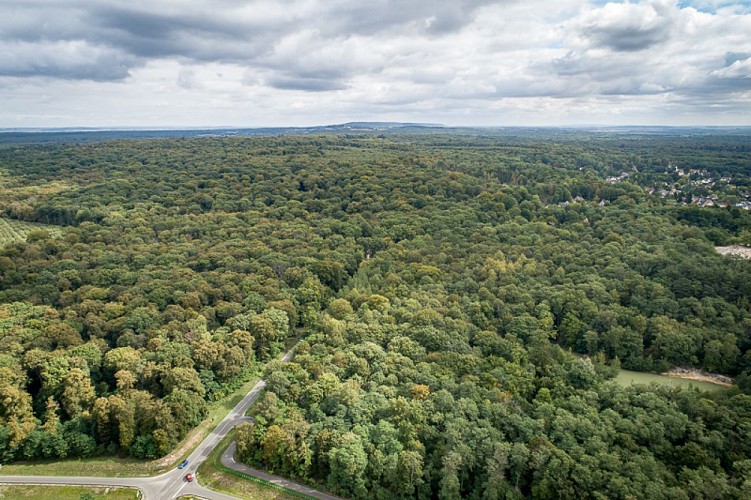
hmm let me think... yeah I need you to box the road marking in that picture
[173,476,191,497]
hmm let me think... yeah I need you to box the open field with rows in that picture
[0,217,63,247]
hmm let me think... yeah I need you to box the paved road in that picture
[0,475,154,496]
[153,377,270,499]
[0,344,332,500]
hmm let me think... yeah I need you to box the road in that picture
[0,344,333,500]
[221,443,342,500]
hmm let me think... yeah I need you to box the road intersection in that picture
[0,346,332,500]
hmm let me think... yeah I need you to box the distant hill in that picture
[1,123,750,145]
[0,122,444,144]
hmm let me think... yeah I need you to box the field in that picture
[615,369,727,392]
[0,485,138,499]
[0,217,62,246]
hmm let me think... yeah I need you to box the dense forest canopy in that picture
[1,133,751,498]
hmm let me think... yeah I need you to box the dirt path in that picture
[716,245,751,259]
[663,367,733,387]
[154,423,207,469]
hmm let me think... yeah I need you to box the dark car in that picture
[186,473,194,482]
[178,459,189,469]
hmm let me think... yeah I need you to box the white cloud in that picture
[709,57,751,79]
[0,0,750,126]
[571,0,675,52]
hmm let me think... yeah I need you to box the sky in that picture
[1,0,750,128]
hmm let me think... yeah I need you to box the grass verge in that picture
[0,484,138,499]
[197,430,302,500]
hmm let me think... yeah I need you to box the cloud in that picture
[711,56,751,79]
[1,1,750,126]
[86,3,275,61]
[177,67,196,89]
[575,0,675,51]
[2,0,497,89]
[551,1,751,101]
[0,40,135,80]
[701,56,751,96]
[300,0,503,37]
[266,75,348,92]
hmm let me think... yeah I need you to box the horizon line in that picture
[3,122,751,133]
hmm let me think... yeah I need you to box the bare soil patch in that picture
[716,245,751,259]
[663,367,733,387]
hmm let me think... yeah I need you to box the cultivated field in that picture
[0,217,62,246]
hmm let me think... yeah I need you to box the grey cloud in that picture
[546,49,676,98]
[262,65,355,92]
[725,52,751,67]
[5,0,499,60]
[552,51,644,82]
[266,75,348,91]
[177,68,196,89]
[316,0,500,36]
[578,1,674,52]
[0,0,498,86]
[0,41,135,81]
[584,24,668,51]
[699,56,751,94]
[0,2,88,42]
[599,81,670,96]
[645,53,751,100]
[86,4,274,60]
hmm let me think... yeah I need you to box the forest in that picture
[1,132,751,498]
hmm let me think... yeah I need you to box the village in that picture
[608,162,751,209]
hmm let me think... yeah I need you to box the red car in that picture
[185,473,194,482]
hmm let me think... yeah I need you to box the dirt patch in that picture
[663,367,733,387]
[716,245,751,259]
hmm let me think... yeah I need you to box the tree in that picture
[42,397,60,435]
[328,432,368,497]
[0,367,37,448]
[62,368,96,419]
[328,298,354,320]
[439,451,463,500]
[162,367,205,396]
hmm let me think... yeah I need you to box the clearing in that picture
[0,217,63,247]
[716,245,751,259]
[0,484,138,499]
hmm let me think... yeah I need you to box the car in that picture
[178,459,189,469]
[185,473,194,482]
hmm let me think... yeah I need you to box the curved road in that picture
[0,345,335,500]
[221,443,341,500]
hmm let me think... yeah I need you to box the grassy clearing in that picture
[0,218,63,247]
[0,456,156,478]
[197,431,299,500]
[0,375,260,478]
[615,369,727,392]
[0,484,138,499]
